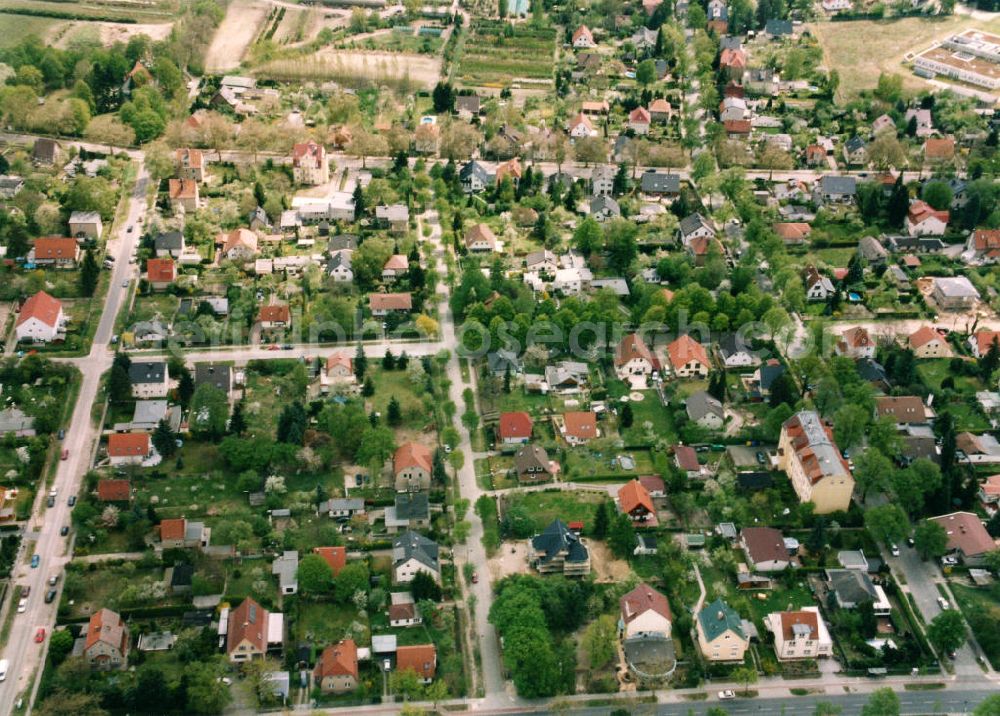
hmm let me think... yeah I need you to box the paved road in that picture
[0,163,148,716]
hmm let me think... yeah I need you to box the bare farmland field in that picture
[809,15,1000,100]
[204,0,270,73]
[52,20,173,48]
[254,48,441,88]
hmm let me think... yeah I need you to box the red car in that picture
[471,572,479,584]
[60,449,68,461]
[34,627,45,643]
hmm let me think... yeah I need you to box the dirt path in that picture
[204,0,271,74]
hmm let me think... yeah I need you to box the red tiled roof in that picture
[639,474,665,494]
[384,254,408,271]
[572,25,593,44]
[614,333,655,368]
[621,583,672,624]
[667,335,710,372]
[314,546,347,575]
[85,608,127,653]
[923,137,955,160]
[720,48,747,68]
[370,293,413,311]
[562,411,597,440]
[909,325,941,349]
[741,527,787,565]
[97,479,131,502]
[292,140,325,164]
[169,179,198,200]
[396,644,436,679]
[108,432,150,458]
[175,148,204,169]
[907,200,949,226]
[773,223,811,242]
[875,396,927,423]
[618,479,654,515]
[972,229,1000,253]
[724,119,752,135]
[778,610,818,641]
[629,107,651,124]
[389,602,416,622]
[973,330,1000,356]
[33,237,77,261]
[17,291,62,328]
[841,326,872,349]
[227,597,268,655]
[498,412,533,440]
[674,444,699,471]
[159,518,186,541]
[258,304,290,323]
[394,442,432,473]
[146,258,175,284]
[315,639,358,681]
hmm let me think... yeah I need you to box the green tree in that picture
[47,628,74,666]
[411,569,442,601]
[79,248,99,296]
[184,661,232,714]
[913,519,949,560]
[390,668,425,701]
[151,418,176,458]
[354,343,368,381]
[229,400,246,435]
[276,401,307,444]
[922,180,954,211]
[861,688,900,716]
[583,614,617,668]
[608,513,637,557]
[592,500,610,539]
[387,396,403,427]
[814,702,842,716]
[731,665,758,695]
[833,403,868,450]
[974,695,1000,715]
[854,448,893,502]
[620,403,634,428]
[863,504,909,546]
[356,425,396,470]
[334,561,369,603]
[297,553,335,596]
[636,59,657,86]
[189,384,229,440]
[927,609,967,654]
[108,364,132,403]
[572,217,603,256]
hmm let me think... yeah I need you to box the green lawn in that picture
[369,367,434,432]
[503,490,606,533]
[917,361,983,393]
[292,599,366,647]
[950,582,1000,669]
[562,447,656,480]
[622,390,678,445]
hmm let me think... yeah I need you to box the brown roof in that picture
[581,101,609,113]
[741,527,787,565]
[875,396,927,423]
[614,333,655,368]
[724,119,752,135]
[841,326,872,349]
[638,474,665,495]
[923,137,955,161]
[33,237,78,261]
[17,291,62,328]
[720,48,747,68]
[464,223,497,249]
[972,229,1000,253]
[85,608,127,653]
[292,140,325,164]
[648,98,671,113]
[909,325,942,349]
[778,610,818,641]
[394,442,432,474]
[667,335,710,372]
[146,258,175,284]
[929,512,995,558]
[175,148,204,169]
[384,254,408,271]
[97,479,131,502]
[907,200,949,226]
[498,412,532,440]
[159,518,186,542]
[221,228,257,255]
[327,352,352,373]
[572,25,594,43]
[773,223,811,243]
[169,178,198,200]
[315,639,358,681]
[370,293,413,311]
[674,444,699,471]
[389,602,416,622]
[396,644,436,679]
[562,411,597,440]
[258,304,290,323]
[629,107,651,124]
[973,330,1000,356]
[314,546,347,575]
[108,432,150,458]
[227,597,268,655]
[621,583,672,625]
[496,158,522,183]
[618,479,654,515]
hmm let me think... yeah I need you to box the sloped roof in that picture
[498,412,532,440]
[563,411,597,439]
[614,333,655,367]
[159,518,186,541]
[741,527,787,565]
[227,597,268,654]
[85,608,127,652]
[618,479,654,514]
[929,512,995,558]
[108,432,150,458]
[146,258,175,283]
[393,530,440,572]
[667,335,710,371]
[621,583,672,625]
[531,519,589,564]
[314,639,358,681]
[17,291,62,328]
[909,325,942,349]
[313,546,347,575]
[32,237,77,261]
[97,479,131,502]
[394,442,432,474]
[698,598,745,642]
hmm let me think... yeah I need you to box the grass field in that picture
[0,0,175,23]
[503,490,606,533]
[456,20,555,88]
[809,15,1000,100]
[0,13,60,44]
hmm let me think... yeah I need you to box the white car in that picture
[890,544,900,557]
[17,598,27,614]
[938,597,950,610]
[942,556,959,566]
[718,690,736,700]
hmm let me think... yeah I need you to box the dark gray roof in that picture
[460,161,493,185]
[718,332,752,359]
[900,435,940,465]
[845,136,867,153]
[487,349,521,374]
[827,569,877,605]
[765,18,793,35]
[686,390,724,421]
[393,530,439,572]
[194,363,231,393]
[641,170,681,194]
[531,519,588,565]
[759,362,786,391]
[590,195,620,216]
[856,358,889,386]
[327,234,358,252]
[455,95,481,113]
[154,231,184,252]
[128,361,167,385]
[819,175,857,195]
[737,471,773,490]
[248,206,270,226]
[884,235,945,252]
[171,563,194,587]
[393,492,429,521]
[679,213,712,237]
[719,36,742,50]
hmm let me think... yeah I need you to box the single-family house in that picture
[614,333,656,384]
[385,492,430,533]
[875,396,930,426]
[69,211,102,239]
[529,519,590,575]
[272,551,298,595]
[291,140,329,185]
[154,231,185,258]
[572,25,595,48]
[394,442,433,492]
[933,276,979,311]
[396,644,437,684]
[929,512,996,566]
[314,640,358,694]
[740,527,790,572]
[909,325,950,358]
[628,107,651,135]
[686,391,725,429]
[375,205,409,234]
[513,444,555,484]
[129,361,169,399]
[393,530,440,584]
[370,292,413,316]
[813,176,856,205]
[498,412,532,444]
[313,546,347,576]
[175,148,205,182]
[835,327,876,360]
[618,479,655,524]
[667,335,711,377]
[226,597,283,662]
[145,258,175,291]
[16,291,65,343]
[84,608,129,670]
[168,179,199,212]
[31,237,80,268]
[561,411,598,445]
[804,267,835,302]
[906,201,949,236]
[766,607,833,660]
[620,583,672,639]
[696,598,749,662]
[640,170,681,197]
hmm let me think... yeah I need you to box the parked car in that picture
[67,496,76,507]
[48,574,59,587]
[44,589,56,604]
[942,556,959,566]
[34,627,45,643]
[60,526,69,536]
[60,449,68,461]
[57,429,65,440]
[718,690,736,700]
[938,597,950,610]
[890,544,899,557]
[47,496,54,507]
[17,598,27,614]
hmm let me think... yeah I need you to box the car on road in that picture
[122,280,129,288]
[890,543,900,557]
[60,526,69,536]
[938,597,950,610]
[718,690,736,700]
[44,589,56,604]
[61,449,68,461]
[21,586,30,597]
[57,429,65,440]
[34,627,45,643]
[17,598,27,614]
[127,225,134,233]
[31,555,39,568]
[48,574,59,586]
[68,495,76,507]
[0,659,8,681]
[282,344,293,350]
[47,495,55,507]
[471,572,479,583]
[755,451,766,465]
[907,537,915,547]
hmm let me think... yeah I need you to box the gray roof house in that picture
[194,363,232,395]
[529,519,590,575]
[641,170,681,196]
[0,407,35,437]
[392,530,440,582]
[386,492,430,532]
[272,551,299,595]
[154,231,185,257]
[813,176,857,204]
[590,195,620,221]
[318,498,366,518]
[460,161,494,193]
[686,390,725,429]
[679,213,715,243]
[859,236,889,265]
[486,349,521,376]
[129,400,181,432]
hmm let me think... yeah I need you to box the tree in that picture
[334,561,369,603]
[572,217,603,255]
[583,614,617,668]
[229,400,246,436]
[768,373,798,409]
[913,519,949,560]
[864,504,909,546]
[922,180,954,211]
[636,59,657,86]
[189,384,229,440]
[620,403,634,428]
[861,688,900,716]
[608,513,637,557]
[979,337,1000,381]
[176,368,195,407]
[813,703,842,716]
[354,344,368,381]
[79,248,99,296]
[410,569,442,601]
[152,418,176,458]
[833,403,868,450]
[874,73,904,104]
[927,609,967,654]
[36,691,108,716]
[854,448,893,502]
[974,695,1000,716]
[184,661,232,714]
[731,665,758,695]
[387,396,402,427]
[592,500,610,539]
[391,668,425,701]
[347,128,388,168]
[108,363,133,403]
[276,401,307,444]
[382,349,396,370]
[574,136,607,165]
[432,81,454,113]
[866,135,907,171]
[297,553,335,596]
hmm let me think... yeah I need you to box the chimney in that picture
[717,611,725,620]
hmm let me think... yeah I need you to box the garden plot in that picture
[204,0,270,73]
[255,48,442,89]
[456,20,556,88]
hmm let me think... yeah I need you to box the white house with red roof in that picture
[572,25,595,48]
[905,200,949,236]
[620,583,672,639]
[929,511,997,566]
[834,327,875,360]
[16,291,65,343]
[614,333,657,387]
[965,229,1000,264]
[666,335,710,377]
[568,112,597,138]
[498,412,532,444]
[765,607,832,660]
[969,330,1000,359]
[628,107,651,135]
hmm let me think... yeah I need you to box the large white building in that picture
[765,607,833,661]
